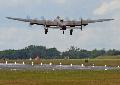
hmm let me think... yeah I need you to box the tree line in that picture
[0,45,120,59]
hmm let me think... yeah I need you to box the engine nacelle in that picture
[70,25,75,27]
[46,25,50,27]
[30,23,34,25]
[83,24,88,26]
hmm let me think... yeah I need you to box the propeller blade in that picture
[26,16,32,27]
[41,16,45,20]
[41,16,47,26]
[27,16,30,20]
[80,18,83,31]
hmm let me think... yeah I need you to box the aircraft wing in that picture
[6,17,58,26]
[87,19,114,23]
[6,17,114,27]
[6,17,32,22]
[64,19,114,26]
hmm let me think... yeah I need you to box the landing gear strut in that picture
[63,31,65,34]
[70,29,73,35]
[45,28,48,34]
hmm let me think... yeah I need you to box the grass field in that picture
[96,55,120,59]
[0,70,120,85]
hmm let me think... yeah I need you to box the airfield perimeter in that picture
[0,59,120,71]
[0,63,119,71]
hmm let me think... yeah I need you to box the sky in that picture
[0,0,120,51]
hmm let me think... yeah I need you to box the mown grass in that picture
[96,55,120,59]
[41,59,120,66]
[0,70,120,85]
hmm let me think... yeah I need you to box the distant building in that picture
[35,56,40,61]
[35,56,41,64]
[29,57,32,61]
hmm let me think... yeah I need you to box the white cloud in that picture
[94,0,120,15]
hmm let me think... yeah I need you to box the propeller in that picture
[27,16,30,20]
[41,16,47,27]
[41,16,45,20]
[26,16,32,27]
[41,16,48,30]
[80,18,83,31]
[56,16,60,19]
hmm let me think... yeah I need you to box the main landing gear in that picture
[70,29,73,35]
[63,31,65,34]
[62,29,73,35]
[45,28,48,34]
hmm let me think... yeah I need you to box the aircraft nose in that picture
[62,25,66,30]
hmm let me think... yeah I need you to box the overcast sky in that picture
[0,0,120,51]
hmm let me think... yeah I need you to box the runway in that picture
[0,63,119,71]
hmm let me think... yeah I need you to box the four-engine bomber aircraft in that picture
[6,16,114,35]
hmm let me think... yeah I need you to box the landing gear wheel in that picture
[45,29,48,34]
[63,31,65,34]
[70,29,73,35]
